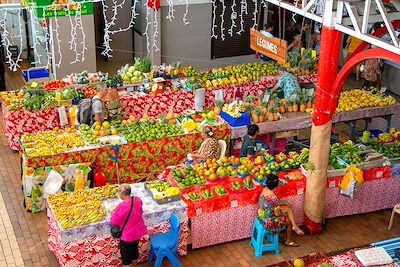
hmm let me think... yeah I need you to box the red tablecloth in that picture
[48,208,189,266]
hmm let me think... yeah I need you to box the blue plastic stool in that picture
[250,219,280,258]
[148,214,182,267]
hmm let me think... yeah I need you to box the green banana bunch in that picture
[188,192,200,201]
[214,186,227,196]
[243,177,254,189]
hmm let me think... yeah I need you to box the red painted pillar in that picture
[303,26,342,234]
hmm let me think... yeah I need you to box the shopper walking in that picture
[111,184,147,267]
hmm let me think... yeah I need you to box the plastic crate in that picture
[22,67,50,83]
[144,182,181,205]
[220,111,251,127]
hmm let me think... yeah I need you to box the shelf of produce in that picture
[190,167,399,249]
[229,103,400,140]
[47,182,188,266]
[2,104,60,150]
[21,124,230,183]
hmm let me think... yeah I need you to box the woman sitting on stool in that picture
[257,174,304,247]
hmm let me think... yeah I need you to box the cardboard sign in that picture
[250,29,288,65]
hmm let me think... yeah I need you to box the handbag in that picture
[110,197,134,238]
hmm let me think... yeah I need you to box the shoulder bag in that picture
[110,197,134,238]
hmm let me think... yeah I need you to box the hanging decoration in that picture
[109,0,139,34]
[152,0,159,51]
[237,0,248,35]
[219,0,226,41]
[165,0,174,21]
[211,0,217,39]
[143,1,151,53]
[228,0,237,37]
[0,9,23,71]
[53,11,62,67]
[182,0,189,25]
[252,0,258,29]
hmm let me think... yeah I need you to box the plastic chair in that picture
[149,214,182,267]
[218,140,227,160]
[388,204,400,229]
[250,218,280,258]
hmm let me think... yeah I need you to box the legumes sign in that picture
[250,29,287,65]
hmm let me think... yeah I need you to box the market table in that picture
[48,183,188,267]
[1,74,316,150]
[21,124,230,184]
[190,167,400,249]
[228,104,400,155]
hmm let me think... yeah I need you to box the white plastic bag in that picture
[42,170,64,198]
[58,107,68,127]
[194,88,205,112]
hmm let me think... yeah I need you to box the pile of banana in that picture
[42,94,58,109]
[222,102,245,118]
[55,200,107,229]
[49,185,119,229]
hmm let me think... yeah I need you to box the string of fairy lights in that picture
[0,0,324,71]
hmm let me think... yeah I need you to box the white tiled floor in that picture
[0,191,25,267]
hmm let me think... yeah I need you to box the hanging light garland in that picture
[237,0,247,35]
[252,0,258,29]
[228,0,237,36]
[219,0,226,41]
[211,0,217,39]
[165,0,174,21]
[152,0,159,51]
[183,0,189,25]
[143,1,151,53]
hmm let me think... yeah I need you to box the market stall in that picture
[0,59,317,150]
[47,183,188,267]
[227,95,399,155]
[21,123,230,213]
[189,167,400,249]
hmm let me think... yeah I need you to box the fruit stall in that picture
[0,59,318,150]
[20,120,230,213]
[156,134,400,248]
[223,88,398,155]
[47,183,188,267]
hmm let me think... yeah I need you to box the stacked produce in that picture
[43,80,67,91]
[48,184,119,229]
[74,85,97,98]
[286,48,318,76]
[336,89,396,112]
[181,61,280,89]
[145,180,180,201]
[171,166,206,188]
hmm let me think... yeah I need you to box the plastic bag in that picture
[194,88,205,112]
[74,170,86,191]
[42,170,63,198]
[340,166,363,199]
[58,106,69,127]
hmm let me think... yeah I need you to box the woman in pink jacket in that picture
[111,184,147,267]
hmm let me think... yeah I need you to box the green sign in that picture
[29,0,93,18]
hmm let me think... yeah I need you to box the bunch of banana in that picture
[42,94,58,109]
[68,133,85,147]
[297,148,309,164]
[26,149,40,158]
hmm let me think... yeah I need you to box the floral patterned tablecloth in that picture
[23,124,230,183]
[2,105,60,150]
[2,74,316,150]
[49,182,187,244]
